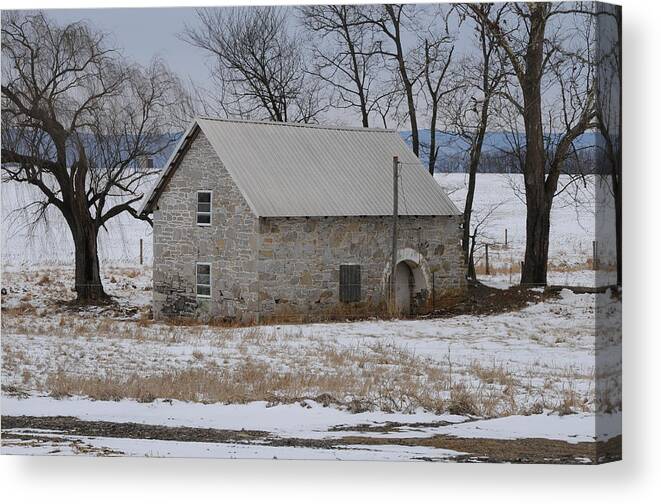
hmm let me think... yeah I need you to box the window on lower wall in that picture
[339,264,361,303]
[196,191,212,226]
[196,263,211,298]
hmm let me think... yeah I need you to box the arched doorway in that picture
[394,259,428,316]
[395,261,414,315]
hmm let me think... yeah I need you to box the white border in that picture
[4,3,660,504]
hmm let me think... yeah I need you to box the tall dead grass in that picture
[42,339,590,417]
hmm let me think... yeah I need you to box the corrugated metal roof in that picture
[140,117,460,217]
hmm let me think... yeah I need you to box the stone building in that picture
[139,117,465,322]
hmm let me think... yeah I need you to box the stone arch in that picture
[382,247,431,316]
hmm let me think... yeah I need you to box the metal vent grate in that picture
[339,264,361,303]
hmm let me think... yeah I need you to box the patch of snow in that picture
[413,411,621,444]
[1,431,464,461]
[1,395,467,440]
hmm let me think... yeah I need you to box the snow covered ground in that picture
[1,266,621,415]
[1,266,621,461]
[1,395,620,444]
[1,395,620,461]
[0,173,621,461]
[1,180,154,266]
[436,173,617,287]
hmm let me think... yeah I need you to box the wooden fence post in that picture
[505,228,508,247]
[592,240,598,270]
[485,243,490,275]
[139,238,143,266]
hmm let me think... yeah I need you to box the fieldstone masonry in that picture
[256,216,465,320]
[153,131,259,321]
[152,130,466,322]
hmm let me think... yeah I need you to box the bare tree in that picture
[359,4,424,155]
[300,4,392,128]
[470,2,596,285]
[1,12,187,302]
[419,35,456,175]
[448,4,506,276]
[467,201,505,281]
[183,6,325,123]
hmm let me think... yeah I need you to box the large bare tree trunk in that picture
[455,7,501,280]
[380,4,420,156]
[522,197,552,285]
[70,216,107,303]
[428,128,438,175]
[462,85,491,277]
[519,14,549,286]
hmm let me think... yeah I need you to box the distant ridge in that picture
[400,130,599,174]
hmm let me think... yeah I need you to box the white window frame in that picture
[196,262,212,298]
[196,190,212,227]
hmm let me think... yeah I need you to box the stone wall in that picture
[256,215,466,320]
[152,129,466,323]
[152,130,259,322]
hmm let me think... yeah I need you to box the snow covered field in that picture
[1,267,621,462]
[0,174,621,462]
[437,173,616,287]
[1,180,154,266]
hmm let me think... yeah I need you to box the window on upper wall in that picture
[339,264,361,303]
[196,263,211,298]
[196,191,212,226]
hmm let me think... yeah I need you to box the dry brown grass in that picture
[164,316,205,327]
[1,302,37,317]
[47,364,316,404]
[137,309,154,327]
[41,338,548,417]
[553,377,589,415]
[468,360,518,388]
[2,303,596,417]
[475,257,617,278]
[447,383,479,416]
[1,344,28,373]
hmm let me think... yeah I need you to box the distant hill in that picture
[2,128,180,172]
[400,130,599,174]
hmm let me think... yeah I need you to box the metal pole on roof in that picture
[390,156,399,315]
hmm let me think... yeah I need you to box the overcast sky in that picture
[44,5,480,128]
[48,7,210,85]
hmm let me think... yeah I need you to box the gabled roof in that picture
[139,117,460,218]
